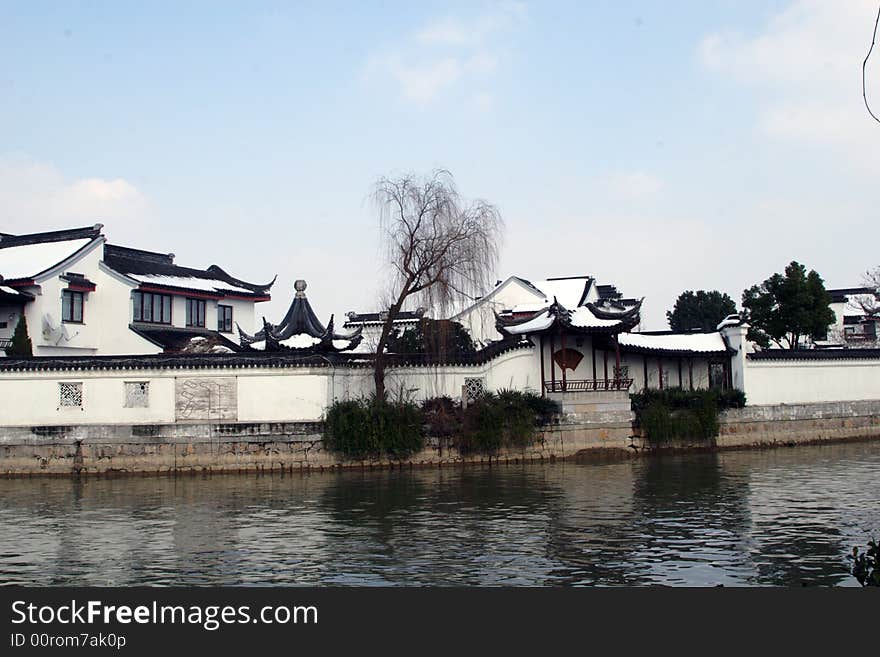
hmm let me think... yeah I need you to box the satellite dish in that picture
[42,313,76,345]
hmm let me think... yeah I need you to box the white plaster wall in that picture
[454,278,543,345]
[744,358,880,405]
[237,369,331,422]
[0,371,175,426]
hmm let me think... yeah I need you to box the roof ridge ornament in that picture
[294,279,307,298]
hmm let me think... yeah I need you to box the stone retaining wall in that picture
[1,399,878,476]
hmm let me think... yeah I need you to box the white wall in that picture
[744,357,880,405]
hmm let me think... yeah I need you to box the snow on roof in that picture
[569,307,627,328]
[0,285,20,295]
[502,311,555,334]
[0,238,93,281]
[618,332,728,353]
[283,334,322,349]
[517,277,589,309]
[131,274,254,295]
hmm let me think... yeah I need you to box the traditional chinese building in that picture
[238,280,363,353]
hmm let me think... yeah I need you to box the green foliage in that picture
[455,389,561,454]
[741,261,836,349]
[5,315,32,357]
[420,395,462,437]
[630,388,742,443]
[323,396,424,460]
[386,318,477,359]
[666,290,738,332]
[850,538,879,587]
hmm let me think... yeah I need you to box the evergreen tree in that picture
[6,314,33,357]
[742,261,835,349]
[387,318,477,359]
[666,290,737,332]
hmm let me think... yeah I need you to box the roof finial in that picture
[294,279,307,298]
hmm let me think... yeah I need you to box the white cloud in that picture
[699,0,880,171]
[0,158,149,234]
[363,3,525,106]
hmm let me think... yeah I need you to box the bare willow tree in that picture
[852,266,880,319]
[371,169,503,399]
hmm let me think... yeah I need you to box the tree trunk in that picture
[373,295,407,400]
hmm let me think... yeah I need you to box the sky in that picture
[1,0,878,329]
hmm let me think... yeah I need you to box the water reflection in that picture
[0,441,878,586]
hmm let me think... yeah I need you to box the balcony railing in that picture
[543,378,633,393]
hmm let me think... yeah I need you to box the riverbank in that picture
[1,399,878,476]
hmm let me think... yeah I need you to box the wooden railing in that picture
[543,378,633,393]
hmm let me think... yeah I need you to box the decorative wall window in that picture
[217,305,233,333]
[464,377,486,404]
[61,290,84,323]
[59,382,83,408]
[133,291,172,324]
[186,298,206,327]
[660,370,670,389]
[124,381,150,408]
[613,365,629,380]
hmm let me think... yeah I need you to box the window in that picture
[61,290,84,323]
[124,382,149,408]
[186,298,206,327]
[218,305,233,333]
[133,291,172,324]
[59,382,83,408]
[464,377,486,404]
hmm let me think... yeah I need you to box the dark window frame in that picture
[186,298,207,328]
[218,304,233,333]
[132,291,173,325]
[62,290,84,324]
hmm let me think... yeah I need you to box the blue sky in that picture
[1,1,878,328]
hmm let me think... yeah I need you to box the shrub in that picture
[455,389,560,454]
[631,387,731,443]
[324,396,424,460]
[421,395,462,437]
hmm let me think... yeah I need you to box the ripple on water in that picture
[0,441,878,586]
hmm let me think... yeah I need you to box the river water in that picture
[1,441,878,586]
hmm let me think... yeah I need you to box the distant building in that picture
[453,275,641,346]
[0,225,273,356]
[818,287,879,348]
[342,308,427,353]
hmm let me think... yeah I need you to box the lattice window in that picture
[124,381,150,408]
[613,365,629,380]
[59,382,83,408]
[464,377,485,403]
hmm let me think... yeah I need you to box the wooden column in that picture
[614,335,621,388]
[688,359,694,391]
[603,350,608,390]
[539,334,546,397]
[678,358,683,388]
[549,333,556,393]
[592,341,597,385]
[643,356,649,391]
[560,329,567,392]
[658,358,664,390]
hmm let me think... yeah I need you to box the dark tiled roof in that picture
[104,243,274,298]
[0,225,103,248]
[0,337,532,372]
[828,287,874,303]
[129,325,242,353]
[343,310,424,325]
[748,349,880,360]
[596,284,622,300]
